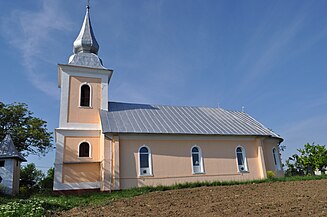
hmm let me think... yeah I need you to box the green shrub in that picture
[267,170,276,179]
[0,199,45,217]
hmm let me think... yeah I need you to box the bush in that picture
[0,199,45,217]
[267,171,276,179]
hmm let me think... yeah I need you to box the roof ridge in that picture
[108,101,240,112]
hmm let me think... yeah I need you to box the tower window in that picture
[80,84,91,107]
[0,161,4,167]
[79,142,90,157]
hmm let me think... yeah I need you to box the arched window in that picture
[80,84,91,107]
[191,146,204,174]
[139,146,152,176]
[272,148,281,170]
[236,146,248,172]
[79,142,90,157]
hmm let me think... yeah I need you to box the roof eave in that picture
[103,131,283,140]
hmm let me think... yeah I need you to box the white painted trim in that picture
[138,145,153,177]
[190,145,205,174]
[53,181,101,191]
[101,81,108,110]
[272,147,282,171]
[79,82,92,108]
[78,140,92,158]
[235,145,248,173]
[58,64,113,77]
[59,123,100,130]
[54,131,64,190]
[59,71,70,128]
[55,128,100,137]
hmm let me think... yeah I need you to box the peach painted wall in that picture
[62,163,100,183]
[67,76,101,124]
[63,136,100,162]
[119,138,263,189]
[263,139,283,176]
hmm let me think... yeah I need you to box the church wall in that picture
[119,136,262,189]
[67,76,101,124]
[263,139,284,176]
[62,163,100,183]
[60,135,101,184]
[63,136,100,162]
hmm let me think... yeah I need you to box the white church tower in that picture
[54,4,113,191]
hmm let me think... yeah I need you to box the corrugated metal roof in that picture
[100,102,282,139]
[0,135,27,161]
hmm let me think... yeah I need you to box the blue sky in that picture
[1,0,327,172]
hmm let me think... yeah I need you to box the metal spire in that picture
[72,1,99,55]
[68,1,105,68]
[86,0,90,10]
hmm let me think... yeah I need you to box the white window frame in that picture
[79,82,92,108]
[272,147,281,171]
[235,146,248,172]
[191,145,204,174]
[78,141,92,158]
[138,145,153,176]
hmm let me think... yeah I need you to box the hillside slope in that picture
[56,179,327,216]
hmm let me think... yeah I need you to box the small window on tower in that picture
[80,84,91,107]
[0,161,5,167]
[79,142,90,157]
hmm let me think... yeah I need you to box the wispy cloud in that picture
[308,97,327,109]
[1,0,73,98]
[234,18,305,96]
[230,2,326,97]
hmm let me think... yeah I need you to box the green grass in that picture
[1,175,327,217]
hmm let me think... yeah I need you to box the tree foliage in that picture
[39,167,54,190]
[0,102,53,156]
[285,143,327,176]
[20,163,54,194]
[20,163,44,187]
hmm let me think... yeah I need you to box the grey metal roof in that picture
[100,102,282,140]
[0,135,27,161]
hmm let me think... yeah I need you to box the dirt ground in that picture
[56,179,327,217]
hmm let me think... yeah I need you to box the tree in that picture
[39,167,54,190]
[20,164,54,194]
[285,154,305,176]
[285,143,327,176]
[20,163,44,189]
[0,102,53,156]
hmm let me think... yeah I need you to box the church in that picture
[53,5,283,192]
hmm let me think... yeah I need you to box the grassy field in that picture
[1,175,327,217]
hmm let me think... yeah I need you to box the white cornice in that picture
[58,64,113,88]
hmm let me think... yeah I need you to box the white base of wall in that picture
[53,181,100,191]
